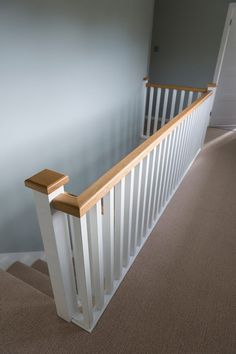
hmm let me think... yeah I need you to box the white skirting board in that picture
[0,251,46,270]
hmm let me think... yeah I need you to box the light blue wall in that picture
[150,0,232,87]
[0,0,154,253]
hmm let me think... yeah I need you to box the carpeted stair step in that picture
[31,259,49,276]
[0,269,73,351]
[7,261,53,298]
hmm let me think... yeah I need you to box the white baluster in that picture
[103,189,115,294]
[146,87,154,137]
[146,147,157,231]
[154,137,167,219]
[187,91,194,106]
[174,119,188,187]
[151,142,162,223]
[178,90,185,113]
[72,215,93,330]
[123,169,135,267]
[88,202,104,310]
[160,133,172,209]
[131,161,143,255]
[140,154,150,240]
[163,128,177,204]
[161,89,169,127]
[197,92,202,99]
[170,89,177,119]
[153,88,161,132]
[169,124,181,193]
[114,178,125,280]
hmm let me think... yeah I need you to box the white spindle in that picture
[151,142,162,223]
[145,147,157,232]
[163,128,177,204]
[180,115,192,176]
[170,89,177,119]
[161,89,169,127]
[153,88,161,132]
[146,87,154,137]
[72,215,93,330]
[178,90,185,113]
[114,178,125,280]
[140,154,150,240]
[197,92,202,99]
[187,91,194,106]
[169,124,182,193]
[174,119,188,186]
[131,161,143,255]
[160,132,172,209]
[102,190,115,294]
[154,137,167,218]
[88,202,104,310]
[123,169,135,267]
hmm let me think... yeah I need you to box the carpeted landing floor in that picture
[1,128,236,354]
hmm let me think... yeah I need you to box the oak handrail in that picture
[51,90,212,218]
[146,82,207,93]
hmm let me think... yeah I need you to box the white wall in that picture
[0,0,154,252]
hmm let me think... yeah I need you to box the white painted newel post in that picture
[25,169,78,322]
[207,83,217,125]
[141,76,149,138]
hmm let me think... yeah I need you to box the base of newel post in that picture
[25,169,79,323]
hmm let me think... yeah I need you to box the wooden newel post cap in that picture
[25,169,69,195]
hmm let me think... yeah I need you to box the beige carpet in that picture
[1,128,236,354]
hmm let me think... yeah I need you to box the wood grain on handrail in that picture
[146,82,207,93]
[52,91,212,217]
[25,169,69,194]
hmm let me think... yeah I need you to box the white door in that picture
[211,4,236,129]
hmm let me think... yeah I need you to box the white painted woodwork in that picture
[140,154,150,240]
[123,170,134,267]
[131,161,143,255]
[161,89,169,127]
[154,88,161,132]
[28,86,213,334]
[114,178,125,280]
[88,202,104,310]
[147,87,154,137]
[141,85,202,137]
[71,215,93,330]
[32,188,78,323]
[170,89,177,119]
[102,190,115,294]
[178,90,185,113]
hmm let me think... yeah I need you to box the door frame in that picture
[213,3,236,84]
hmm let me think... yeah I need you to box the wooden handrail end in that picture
[52,193,81,218]
[25,169,69,195]
[208,83,217,88]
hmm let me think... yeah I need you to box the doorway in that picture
[211,3,236,129]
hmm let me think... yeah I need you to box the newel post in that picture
[141,76,149,138]
[25,169,78,322]
[207,83,217,125]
